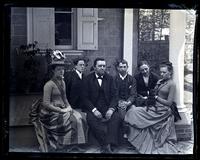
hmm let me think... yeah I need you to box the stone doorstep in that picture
[9,126,193,154]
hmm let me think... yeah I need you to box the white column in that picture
[169,10,191,125]
[123,9,133,75]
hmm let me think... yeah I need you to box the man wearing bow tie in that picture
[82,58,121,153]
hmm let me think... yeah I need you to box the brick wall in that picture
[175,124,193,141]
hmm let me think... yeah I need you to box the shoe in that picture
[106,144,113,153]
[100,144,113,153]
[74,146,86,153]
[100,146,107,153]
[66,145,86,153]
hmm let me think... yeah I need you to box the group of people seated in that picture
[35,51,181,154]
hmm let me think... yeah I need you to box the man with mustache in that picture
[82,57,121,153]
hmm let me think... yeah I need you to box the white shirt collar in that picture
[75,69,82,79]
[95,73,103,86]
[119,73,127,80]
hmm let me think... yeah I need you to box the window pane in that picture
[55,9,72,45]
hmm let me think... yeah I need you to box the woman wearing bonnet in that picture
[39,50,87,152]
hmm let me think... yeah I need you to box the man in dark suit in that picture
[64,57,88,152]
[114,59,137,140]
[82,58,121,153]
[65,57,86,111]
[114,59,137,118]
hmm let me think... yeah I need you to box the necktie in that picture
[97,76,103,80]
[97,76,103,86]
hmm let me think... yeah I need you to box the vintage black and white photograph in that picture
[7,7,196,156]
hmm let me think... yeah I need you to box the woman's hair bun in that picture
[160,61,172,67]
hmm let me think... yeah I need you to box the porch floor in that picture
[9,140,193,154]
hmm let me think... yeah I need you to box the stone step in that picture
[9,126,39,150]
[9,122,194,152]
[9,125,129,151]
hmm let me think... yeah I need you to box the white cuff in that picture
[92,108,97,113]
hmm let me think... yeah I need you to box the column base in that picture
[175,108,192,125]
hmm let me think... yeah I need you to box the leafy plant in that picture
[16,41,43,93]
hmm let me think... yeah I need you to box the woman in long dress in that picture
[39,54,87,152]
[124,62,179,154]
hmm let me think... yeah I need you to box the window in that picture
[55,8,74,49]
[27,8,98,51]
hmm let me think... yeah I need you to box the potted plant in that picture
[16,41,43,93]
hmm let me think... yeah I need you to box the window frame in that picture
[27,8,77,50]
[27,8,98,51]
[54,8,77,50]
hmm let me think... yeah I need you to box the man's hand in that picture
[105,108,114,120]
[93,110,103,119]
[124,101,131,107]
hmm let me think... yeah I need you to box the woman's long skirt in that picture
[124,105,178,154]
[39,109,87,152]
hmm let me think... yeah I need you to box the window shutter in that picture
[77,8,98,50]
[29,8,55,49]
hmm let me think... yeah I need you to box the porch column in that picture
[169,10,191,125]
[123,9,133,75]
[123,9,138,75]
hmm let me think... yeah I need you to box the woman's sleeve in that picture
[43,82,52,106]
[157,81,176,106]
[167,82,176,104]
[63,81,71,107]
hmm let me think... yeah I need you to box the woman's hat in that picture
[49,50,65,66]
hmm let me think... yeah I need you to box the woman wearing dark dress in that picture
[124,62,179,154]
[134,61,159,106]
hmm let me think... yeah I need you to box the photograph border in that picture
[1,0,199,159]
